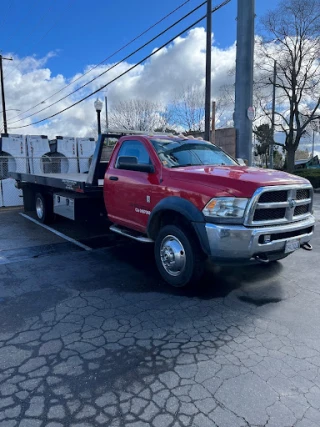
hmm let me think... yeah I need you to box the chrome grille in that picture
[253,208,286,221]
[294,205,309,216]
[244,184,313,226]
[296,189,310,200]
[259,190,288,203]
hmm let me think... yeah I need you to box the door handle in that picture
[109,176,119,181]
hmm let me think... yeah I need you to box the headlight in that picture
[202,197,248,219]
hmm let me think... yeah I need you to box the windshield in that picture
[151,138,237,168]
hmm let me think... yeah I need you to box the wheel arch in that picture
[147,197,210,255]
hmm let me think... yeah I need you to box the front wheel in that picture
[154,225,205,287]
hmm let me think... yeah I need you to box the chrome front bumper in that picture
[205,215,315,263]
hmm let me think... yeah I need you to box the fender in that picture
[147,196,210,255]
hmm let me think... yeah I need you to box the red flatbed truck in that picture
[10,131,315,287]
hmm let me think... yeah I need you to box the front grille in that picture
[294,205,309,216]
[258,226,313,244]
[254,208,286,221]
[259,190,288,203]
[296,189,310,200]
[245,185,313,226]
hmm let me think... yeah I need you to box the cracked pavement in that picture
[0,195,319,427]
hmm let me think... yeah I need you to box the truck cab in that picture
[104,134,315,287]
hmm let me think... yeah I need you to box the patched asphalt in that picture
[0,195,319,427]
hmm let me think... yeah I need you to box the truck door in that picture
[104,139,158,232]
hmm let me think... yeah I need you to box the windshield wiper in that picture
[171,163,202,168]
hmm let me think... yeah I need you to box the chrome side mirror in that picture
[237,158,248,166]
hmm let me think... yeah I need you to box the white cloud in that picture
[2,27,236,139]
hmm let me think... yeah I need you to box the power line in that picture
[8,0,191,122]
[8,0,231,131]
[8,0,206,127]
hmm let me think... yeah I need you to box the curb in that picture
[314,188,320,193]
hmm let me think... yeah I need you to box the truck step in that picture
[109,225,153,243]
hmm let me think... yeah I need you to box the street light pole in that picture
[0,55,13,134]
[94,98,103,136]
[96,110,101,135]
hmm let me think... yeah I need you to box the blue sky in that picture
[4,0,318,159]
[1,0,280,78]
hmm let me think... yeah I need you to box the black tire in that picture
[35,192,54,224]
[154,224,205,287]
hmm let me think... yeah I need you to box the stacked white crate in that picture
[26,135,50,174]
[76,137,96,173]
[49,136,79,173]
[0,134,27,207]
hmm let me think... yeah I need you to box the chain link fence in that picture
[0,143,116,207]
[0,155,92,208]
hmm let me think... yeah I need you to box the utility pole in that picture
[204,0,212,141]
[105,95,109,130]
[311,120,320,159]
[0,55,13,134]
[312,130,315,159]
[211,101,216,144]
[105,95,109,145]
[234,0,255,164]
[269,60,277,169]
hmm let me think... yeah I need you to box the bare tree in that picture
[169,86,205,132]
[257,0,320,172]
[214,84,235,129]
[295,148,310,160]
[107,99,168,132]
[168,85,235,133]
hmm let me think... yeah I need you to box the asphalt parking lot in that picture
[0,195,319,427]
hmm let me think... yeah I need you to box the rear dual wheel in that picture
[155,225,205,287]
[35,193,54,224]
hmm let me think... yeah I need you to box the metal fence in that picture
[0,156,92,208]
[0,144,120,208]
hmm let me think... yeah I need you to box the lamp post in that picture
[94,98,103,135]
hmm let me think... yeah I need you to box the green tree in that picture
[253,124,273,168]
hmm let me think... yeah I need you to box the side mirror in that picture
[117,156,155,173]
[237,158,248,166]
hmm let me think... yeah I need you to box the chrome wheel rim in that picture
[36,197,44,219]
[160,235,186,276]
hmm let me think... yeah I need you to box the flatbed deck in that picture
[33,173,90,181]
[9,171,104,193]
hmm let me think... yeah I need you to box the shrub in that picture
[294,169,320,189]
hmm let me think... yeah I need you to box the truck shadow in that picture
[99,241,284,302]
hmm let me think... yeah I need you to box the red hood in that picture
[168,165,309,197]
